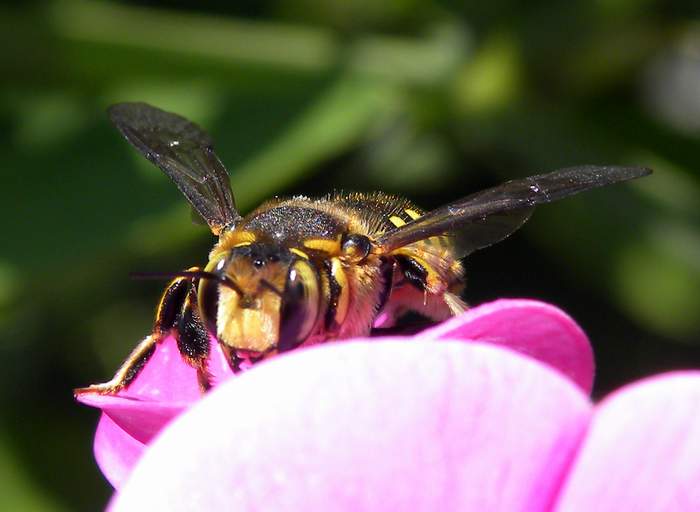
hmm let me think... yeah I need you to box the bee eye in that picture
[341,233,371,261]
[197,258,226,336]
[197,275,220,336]
[278,258,321,353]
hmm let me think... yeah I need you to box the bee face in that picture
[198,243,322,357]
[79,102,649,396]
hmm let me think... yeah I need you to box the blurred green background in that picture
[2,0,700,509]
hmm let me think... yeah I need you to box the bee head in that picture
[198,243,322,357]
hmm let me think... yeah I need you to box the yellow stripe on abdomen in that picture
[389,215,406,227]
[404,209,421,220]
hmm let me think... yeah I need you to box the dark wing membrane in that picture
[374,165,652,256]
[108,102,240,234]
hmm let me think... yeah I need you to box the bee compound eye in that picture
[197,257,228,336]
[197,274,220,336]
[278,258,321,353]
[341,233,371,261]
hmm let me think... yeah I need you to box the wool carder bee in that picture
[76,102,651,394]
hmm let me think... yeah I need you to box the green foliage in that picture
[1,0,698,509]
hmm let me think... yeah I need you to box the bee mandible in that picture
[77,102,651,394]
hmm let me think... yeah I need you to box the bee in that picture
[76,102,651,395]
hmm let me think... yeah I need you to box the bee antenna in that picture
[130,270,244,295]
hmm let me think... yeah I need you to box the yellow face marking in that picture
[211,230,258,261]
[303,238,340,253]
[389,215,406,227]
[330,257,350,327]
[290,248,310,259]
[404,209,422,220]
[217,287,281,352]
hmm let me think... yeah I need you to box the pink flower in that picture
[86,300,700,512]
[76,332,236,488]
[107,346,700,511]
[77,299,595,490]
[81,299,700,510]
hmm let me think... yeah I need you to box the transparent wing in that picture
[108,102,240,235]
[373,165,652,257]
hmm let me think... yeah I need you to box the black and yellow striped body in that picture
[202,192,465,363]
[78,102,649,396]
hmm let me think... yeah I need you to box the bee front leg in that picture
[74,333,160,396]
[75,269,203,396]
[176,286,212,393]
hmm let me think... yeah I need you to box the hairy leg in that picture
[177,286,212,392]
[75,268,211,395]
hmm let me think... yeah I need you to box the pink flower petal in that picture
[116,334,234,402]
[554,371,700,511]
[420,299,594,392]
[78,299,594,490]
[77,335,235,486]
[111,340,592,511]
[78,395,185,444]
[94,414,146,489]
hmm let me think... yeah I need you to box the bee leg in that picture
[219,345,244,374]
[74,271,196,396]
[371,261,466,336]
[176,286,212,393]
[74,334,160,396]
